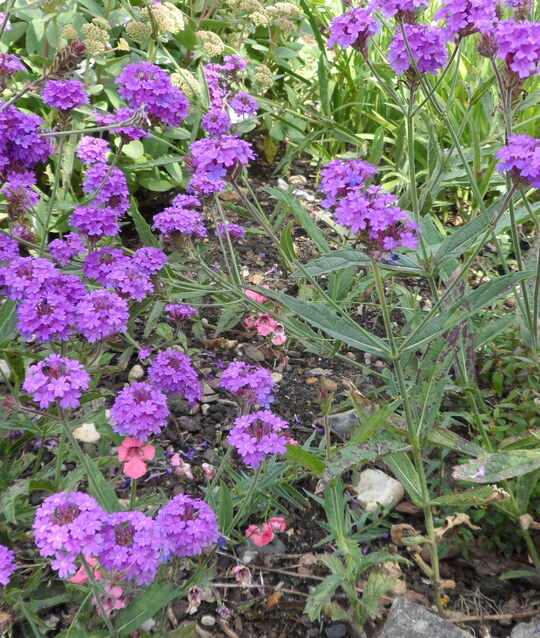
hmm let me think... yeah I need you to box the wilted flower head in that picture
[246,313,286,345]
[148,349,202,405]
[157,494,219,559]
[197,30,225,56]
[165,304,198,321]
[110,382,169,441]
[219,361,275,406]
[170,453,193,479]
[41,79,89,110]
[327,7,380,51]
[245,522,274,546]
[98,511,162,585]
[118,437,156,478]
[229,409,289,467]
[33,492,105,578]
[23,354,90,409]
[0,545,16,585]
[75,289,129,343]
[496,134,540,187]
[77,136,110,165]
[388,24,449,75]
[49,233,86,265]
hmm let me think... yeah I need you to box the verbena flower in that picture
[2,256,59,300]
[75,289,129,343]
[77,136,110,165]
[157,494,219,559]
[435,0,499,38]
[106,261,154,301]
[82,247,129,284]
[1,170,39,214]
[110,381,170,441]
[495,20,540,78]
[0,234,19,263]
[202,108,231,136]
[97,511,162,585]
[228,409,289,468]
[188,135,256,194]
[70,205,120,238]
[230,92,258,117]
[132,247,168,275]
[115,61,190,127]
[320,158,378,208]
[0,104,52,173]
[327,7,380,51]
[152,204,207,238]
[165,304,198,321]
[23,354,90,408]
[388,24,449,75]
[0,544,16,585]
[370,0,428,18]
[496,134,540,187]
[217,222,246,240]
[49,233,86,265]
[83,163,129,214]
[41,79,89,110]
[0,53,24,90]
[147,349,202,405]
[219,361,275,406]
[95,107,150,141]
[33,492,105,578]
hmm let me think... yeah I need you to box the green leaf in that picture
[279,221,296,263]
[285,444,325,475]
[431,486,502,507]
[260,288,390,358]
[122,140,144,159]
[217,481,234,533]
[361,571,396,617]
[452,450,540,483]
[0,299,18,343]
[162,622,198,638]
[427,427,486,457]
[349,400,401,445]
[114,583,179,637]
[83,455,120,513]
[305,573,344,622]
[384,454,423,506]
[294,250,424,278]
[128,202,158,247]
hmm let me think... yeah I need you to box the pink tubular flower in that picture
[246,313,286,345]
[170,453,193,479]
[118,437,155,479]
[245,523,274,547]
[231,564,252,585]
[69,556,101,584]
[269,517,287,532]
[245,288,268,304]
[201,462,216,479]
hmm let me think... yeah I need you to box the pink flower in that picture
[287,437,299,446]
[171,453,193,479]
[270,325,286,346]
[202,462,216,479]
[245,288,268,304]
[70,557,101,584]
[245,523,274,546]
[231,565,252,585]
[269,517,287,533]
[118,437,155,479]
[246,313,286,346]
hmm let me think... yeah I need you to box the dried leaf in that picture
[435,513,480,540]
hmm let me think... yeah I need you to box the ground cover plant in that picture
[0,0,540,636]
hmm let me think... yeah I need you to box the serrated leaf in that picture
[305,573,344,621]
[452,450,540,483]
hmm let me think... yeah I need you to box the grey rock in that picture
[326,409,360,434]
[325,623,348,638]
[379,598,471,638]
[511,617,540,637]
[306,367,334,376]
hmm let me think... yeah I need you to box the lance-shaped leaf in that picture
[452,450,540,483]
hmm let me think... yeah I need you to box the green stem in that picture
[226,465,262,536]
[39,137,65,256]
[54,431,66,484]
[79,555,117,636]
[371,258,443,612]
[129,478,137,509]
[212,194,242,286]
[207,445,233,496]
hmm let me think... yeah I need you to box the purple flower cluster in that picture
[495,21,540,78]
[33,492,104,578]
[95,107,150,141]
[23,354,90,409]
[230,92,258,117]
[0,53,24,89]
[110,381,170,440]
[98,511,162,584]
[435,0,498,38]
[165,304,198,321]
[0,544,16,585]
[49,233,86,265]
[320,158,378,207]
[370,0,428,18]
[75,289,129,342]
[217,223,246,240]
[496,134,540,187]
[1,170,39,215]
[157,494,219,559]
[0,233,20,263]
[77,136,110,165]
[41,79,89,111]
[219,361,275,406]
[132,247,168,275]
[83,247,129,284]
[3,256,58,300]
[188,135,256,194]
[115,61,190,127]
[228,410,289,468]
[320,158,419,253]
[388,24,449,75]
[152,193,207,238]
[327,7,380,51]
[148,349,202,406]
[202,107,231,137]
[106,261,154,301]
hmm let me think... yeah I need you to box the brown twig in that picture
[447,606,540,624]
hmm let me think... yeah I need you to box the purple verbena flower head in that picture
[388,24,449,75]
[0,104,52,171]
[139,347,152,360]
[42,79,89,110]
[230,92,258,117]
[202,108,231,136]
[1,170,39,214]
[95,107,150,141]
[188,135,256,194]
[222,54,248,73]
[370,0,428,18]
[152,205,207,238]
[219,361,275,406]
[327,7,380,52]
[320,158,378,207]
[70,205,120,238]
[83,163,129,214]
[77,136,110,165]
[49,233,86,265]
[228,409,289,467]
[97,511,162,585]
[217,222,246,240]
[435,0,499,38]
[495,20,540,78]
[75,289,129,343]
[132,246,168,275]
[23,354,90,409]
[0,53,24,90]
[496,134,540,187]
[115,61,190,127]
[82,247,129,284]
[0,233,20,263]
[110,381,170,441]
[165,304,198,321]
[3,256,59,300]
[33,492,105,578]
[157,494,219,559]
[0,545,16,585]
[106,260,154,301]
[148,349,202,405]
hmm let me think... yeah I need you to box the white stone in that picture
[354,468,404,513]
[128,364,144,382]
[200,615,216,627]
[0,359,11,380]
[73,423,100,443]
[140,619,156,631]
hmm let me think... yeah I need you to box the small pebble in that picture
[200,615,215,627]
[128,364,144,382]
[325,624,348,638]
